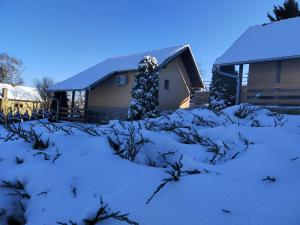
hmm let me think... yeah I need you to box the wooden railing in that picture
[241,86,300,106]
[59,107,86,122]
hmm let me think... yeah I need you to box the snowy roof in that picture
[0,83,42,102]
[215,17,300,65]
[49,44,203,91]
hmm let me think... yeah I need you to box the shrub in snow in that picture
[192,114,219,127]
[146,158,210,204]
[209,65,237,110]
[108,121,150,162]
[56,197,140,225]
[5,123,50,150]
[15,157,24,165]
[262,176,276,182]
[70,123,104,136]
[82,197,138,225]
[272,113,287,127]
[234,104,257,119]
[128,55,159,120]
[0,180,30,225]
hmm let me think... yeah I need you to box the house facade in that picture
[0,83,42,115]
[48,45,203,121]
[215,17,300,106]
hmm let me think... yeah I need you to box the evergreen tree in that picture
[23,110,30,121]
[0,110,5,124]
[268,0,300,21]
[128,56,159,120]
[6,109,13,124]
[209,66,237,110]
[14,109,22,123]
[31,108,38,120]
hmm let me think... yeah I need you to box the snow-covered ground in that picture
[0,104,299,225]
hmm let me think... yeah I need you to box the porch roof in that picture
[215,17,300,66]
[48,44,203,92]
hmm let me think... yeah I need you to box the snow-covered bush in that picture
[108,121,150,162]
[234,104,257,119]
[128,55,159,120]
[5,123,50,150]
[146,158,210,204]
[0,180,29,225]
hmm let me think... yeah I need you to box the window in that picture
[164,79,170,90]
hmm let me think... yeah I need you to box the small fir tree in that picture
[23,110,30,121]
[14,109,22,123]
[268,0,300,21]
[0,110,5,124]
[128,55,159,120]
[209,65,237,110]
[6,109,13,124]
[31,108,38,120]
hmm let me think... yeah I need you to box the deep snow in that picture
[0,105,299,225]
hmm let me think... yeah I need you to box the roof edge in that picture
[215,54,300,66]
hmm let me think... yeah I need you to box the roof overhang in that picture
[48,45,204,92]
[215,54,300,66]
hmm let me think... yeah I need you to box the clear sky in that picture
[0,0,283,86]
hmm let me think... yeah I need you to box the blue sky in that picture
[0,0,282,86]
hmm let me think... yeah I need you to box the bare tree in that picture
[0,53,24,85]
[33,77,55,110]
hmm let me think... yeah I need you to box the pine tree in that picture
[209,66,237,110]
[128,55,159,120]
[14,109,22,123]
[31,108,38,120]
[268,0,300,21]
[23,110,30,121]
[6,109,13,124]
[0,110,5,124]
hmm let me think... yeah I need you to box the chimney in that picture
[2,88,8,99]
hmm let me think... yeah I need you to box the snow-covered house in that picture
[48,45,203,121]
[215,17,300,106]
[0,83,42,115]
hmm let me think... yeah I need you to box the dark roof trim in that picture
[215,55,300,66]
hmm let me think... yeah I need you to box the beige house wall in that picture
[248,58,300,89]
[0,99,41,116]
[244,58,300,105]
[87,56,192,119]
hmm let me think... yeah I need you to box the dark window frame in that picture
[164,79,170,90]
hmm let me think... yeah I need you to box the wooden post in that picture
[236,64,243,105]
[84,89,89,122]
[71,91,75,119]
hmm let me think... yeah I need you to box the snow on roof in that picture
[49,44,199,91]
[0,83,42,102]
[215,17,300,65]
